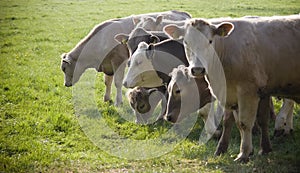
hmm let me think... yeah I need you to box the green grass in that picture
[1,0,300,172]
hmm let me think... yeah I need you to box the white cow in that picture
[60,10,191,106]
[164,15,300,162]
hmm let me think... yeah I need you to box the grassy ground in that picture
[1,0,300,172]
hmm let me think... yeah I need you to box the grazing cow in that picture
[126,86,166,124]
[165,65,221,138]
[134,15,186,31]
[60,10,191,106]
[164,15,300,162]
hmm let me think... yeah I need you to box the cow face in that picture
[127,87,163,124]
[123,42,163,88]
[165,65,213,123]
[61,53,78,87]
[164,20,234,77]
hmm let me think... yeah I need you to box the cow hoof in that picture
[234,155,249,163]
[214,146,228,156]
[234,152,250,163]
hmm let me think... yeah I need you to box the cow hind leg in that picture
[104,74,113,103]
[215,110,235,156]
[257,97,272,155]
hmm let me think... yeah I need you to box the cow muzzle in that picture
[64,82,72,87]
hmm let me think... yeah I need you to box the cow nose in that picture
[164,114,173,122]
[64,83,72,87]
[191,67,205,76]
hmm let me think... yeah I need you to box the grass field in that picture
[1,0,300,172]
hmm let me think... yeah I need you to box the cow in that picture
[126,86,166,124]
[164,15,300,162]
[60,10,191,106]
[165,65,221,138]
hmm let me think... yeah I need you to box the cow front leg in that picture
[113,63,126,106]
[104,74,113,103]
[234,92,259,163]
[256,97,272,155]
[215,109,235,156]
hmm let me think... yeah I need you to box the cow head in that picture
[127,87,164,124]
[164,19,234,77]
[114,27,160,56]
[61,53,79,87]
[123,42,163,88]
[165,65,214,123]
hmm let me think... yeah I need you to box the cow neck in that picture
[68,20,117,61]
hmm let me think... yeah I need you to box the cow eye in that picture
[209,40,212,44]
[175,88,181,94]
[135,60,142,66]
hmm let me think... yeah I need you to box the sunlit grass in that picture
[1,0,300,172]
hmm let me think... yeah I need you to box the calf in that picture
[165,65,221,138]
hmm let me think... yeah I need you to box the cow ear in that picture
[149,35,160,44]
[146,44,154,59]
[148,88,158,95]
[163,24,184,39]
[133,17,141,25]
[215,22,234,37]
[62,59,71,64]
[61,53,71,64]
[156,15,163,25]
[114,33,129,44]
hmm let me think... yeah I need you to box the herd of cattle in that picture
[60,10,300,162]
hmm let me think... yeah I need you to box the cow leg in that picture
[269,97,276,120]
[104,74,113,103]
[256,97,272,155]
[274,99,295,136]
[284,99,294,135]
[113,63,126,106]
[234,91,259,163]
[156,92,167,121]
[215,110,235,156]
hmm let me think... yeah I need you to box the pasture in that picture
[1,0,300,172]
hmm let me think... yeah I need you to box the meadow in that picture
[1,0,300,172]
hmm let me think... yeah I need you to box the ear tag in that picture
[121,38,128,44]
